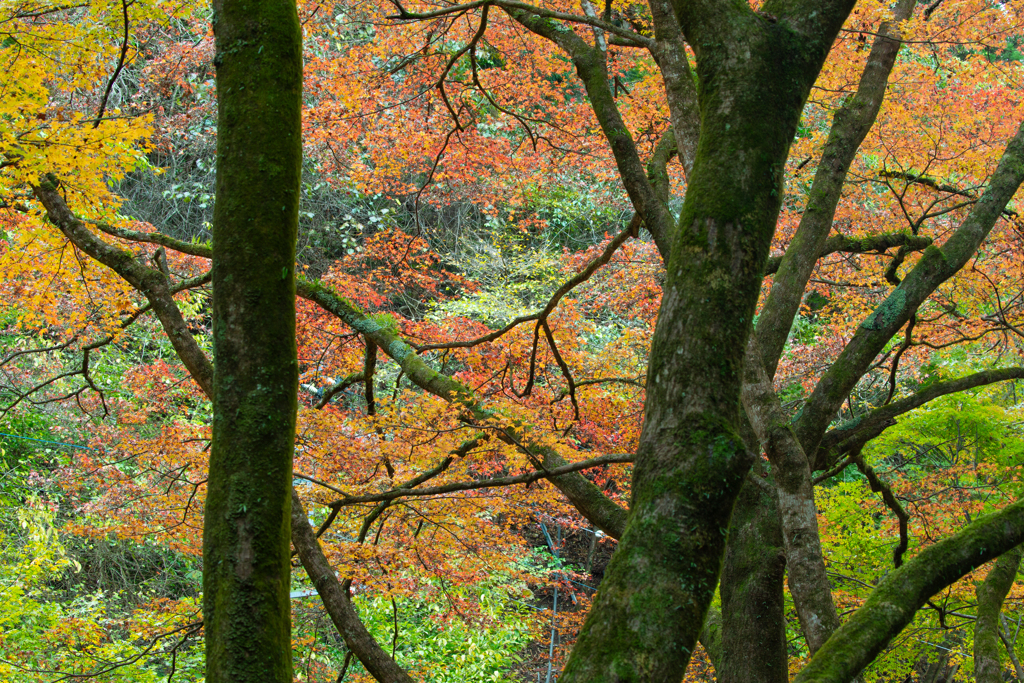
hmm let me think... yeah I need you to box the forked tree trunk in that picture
[558,5,856,677]
[202,0,303,679]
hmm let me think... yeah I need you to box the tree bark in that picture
[202,0,303,678]
[974,545,1022,683]
[742,347,841,656]
[718,473,788,683]
[556,1,856,676]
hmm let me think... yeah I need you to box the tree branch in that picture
[762,231,932,275]
[647,0,699,177]
[794,498,1024,683]
[294,277,629,538]
[975,546,1022,683]
[417,217,635,351]
[853,449,910,568]
[317,452,632,506]
[819,367,1024,458]
[752,0,919,380]
[33,177,215,397]
[388,0,653,46]
[795,117,1024,453]
[503,7,674,259]
[290,489,414,683]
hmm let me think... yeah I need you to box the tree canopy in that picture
[4,0,1024,680]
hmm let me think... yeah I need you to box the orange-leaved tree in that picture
[6,0,1024,680]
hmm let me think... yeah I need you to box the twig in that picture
[854,449,910,568]
[320,452,632,507]
[94,0,132,127]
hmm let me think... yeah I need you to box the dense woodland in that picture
[4,0,1024,680]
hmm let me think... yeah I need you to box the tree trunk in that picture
[718,473,788,683]
[742,349,843,656]
[558,6,855,676]
[974,546,1022,683]
[202,0,303,679]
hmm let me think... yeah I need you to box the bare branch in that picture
[310,452,633,507]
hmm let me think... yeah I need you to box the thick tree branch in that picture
[794,499,1024,683]
[818,367,1024,459]
[741,343,841,656]
[89,219,213,258]
[795,118,1024,453]
[647,0,699,177]
[762,232,932,275]
[290,489,414,683]
[974,545,1022,683]
[752,0,918,380]
[294,277,629,538]
[32,178,215,397]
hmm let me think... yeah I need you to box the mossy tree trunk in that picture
[718,473,788,683]
[556,2,856,678]
[202,0,303,679]
[974,545,1022,683]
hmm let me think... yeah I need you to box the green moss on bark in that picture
[559,5,857,678]
[202,0,303,680]
[795,500,1024,683]
[718,475,787,683]
[974,546,1022,683]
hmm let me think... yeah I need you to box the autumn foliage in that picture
[4,0,1024,679]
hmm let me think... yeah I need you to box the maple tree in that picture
[6,0,1024,680]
